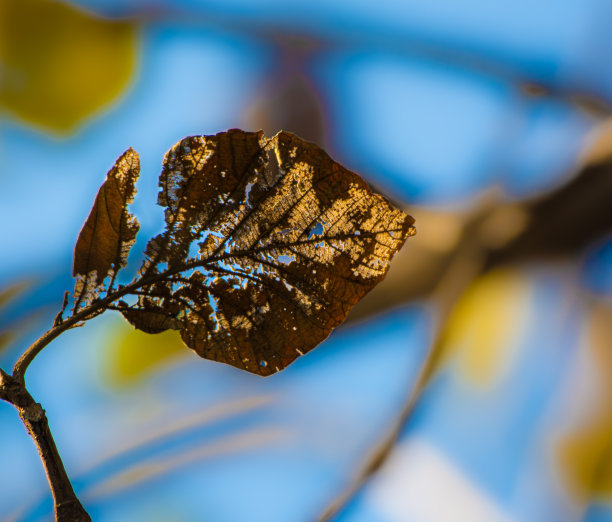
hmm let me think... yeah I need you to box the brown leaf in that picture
[123,130,415,376]
[73,148,140,308]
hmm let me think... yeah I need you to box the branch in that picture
[320,152,612,519]
[3,267,185,521]
[12,262,206,384]
[0,369,91,521]
[12,284,130,384]
[3,265,190,519]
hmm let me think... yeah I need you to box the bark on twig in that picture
[0,369,91,522]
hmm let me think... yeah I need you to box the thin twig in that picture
[12,238,348,383]
[4,261,220,520]
[11,261,212,384]
[52,291,70,327]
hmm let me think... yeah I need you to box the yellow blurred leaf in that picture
[433,269,529,387]
[0,0,137,133]
[558,301,612,501]
[106,318,188,387]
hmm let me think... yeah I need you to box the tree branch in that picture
[11,262,202,384]
[4,265,204,520]
[0,369,91,521]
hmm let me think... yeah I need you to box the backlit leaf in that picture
[122,129,415,375]
[73,148,140,309]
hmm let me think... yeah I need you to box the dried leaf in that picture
[123,129,414,375]
[73,148,140,308]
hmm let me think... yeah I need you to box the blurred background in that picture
[1,0,612,520]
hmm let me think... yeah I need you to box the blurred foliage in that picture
[243,34,328,146]
[107,319,186,387]
[0,0,137,133]
[433,268,529,388]
[84,425,288,501]
[559,300,612,502]
[0,282,29,308]
[0,280,37,354]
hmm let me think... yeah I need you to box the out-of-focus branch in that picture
[347,130,612,325]
[319,198,499,521]
[321,127,612,520]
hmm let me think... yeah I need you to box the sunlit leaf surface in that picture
[120,129,415,375]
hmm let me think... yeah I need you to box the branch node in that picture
[20,402,45,422]
[53,291,70,327]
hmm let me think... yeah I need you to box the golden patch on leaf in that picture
[71,130,415,376]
